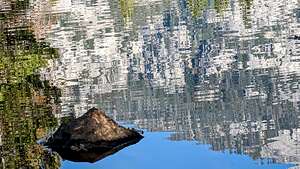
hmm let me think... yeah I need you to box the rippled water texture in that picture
[0,0,300,168]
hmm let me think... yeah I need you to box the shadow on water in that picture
[52,137,142,163]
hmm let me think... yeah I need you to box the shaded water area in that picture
[0,0,300,168]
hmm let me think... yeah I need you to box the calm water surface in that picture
[62,132,293,169]
[0,0,300,168]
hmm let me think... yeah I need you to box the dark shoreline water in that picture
[1,0,300,168]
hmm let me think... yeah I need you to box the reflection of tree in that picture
[214,0,229,14]
[187,0,252,19]
[188,0,231,17]
[119,0,135,22]
[188,0,208,17]
[239,0,253,28]
[0,3,61,168]
[0,30,58,83]
[0,77,61,168]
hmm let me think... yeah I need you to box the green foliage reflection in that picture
[187,0,230,17]
[239,0,253,28]
[0,3,61,168]
[214,0,229,14]
[188,0,208,17]
[0,30,58,84]
[0,76,61,169]
[119,0,135,22]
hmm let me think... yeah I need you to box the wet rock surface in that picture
[46,108,143,162]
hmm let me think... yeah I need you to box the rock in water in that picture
[46,108,143,162]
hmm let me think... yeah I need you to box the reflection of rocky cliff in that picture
[38,0,192,116]
[33,0,300,167]
[96,0,300,166]
[97,80,300,166]
[261,129,300,167]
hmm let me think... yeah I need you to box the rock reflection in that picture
[52,138,142,163]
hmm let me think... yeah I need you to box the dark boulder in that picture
[45,108,143,162]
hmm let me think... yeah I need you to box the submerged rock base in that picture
[46,108,143,162]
